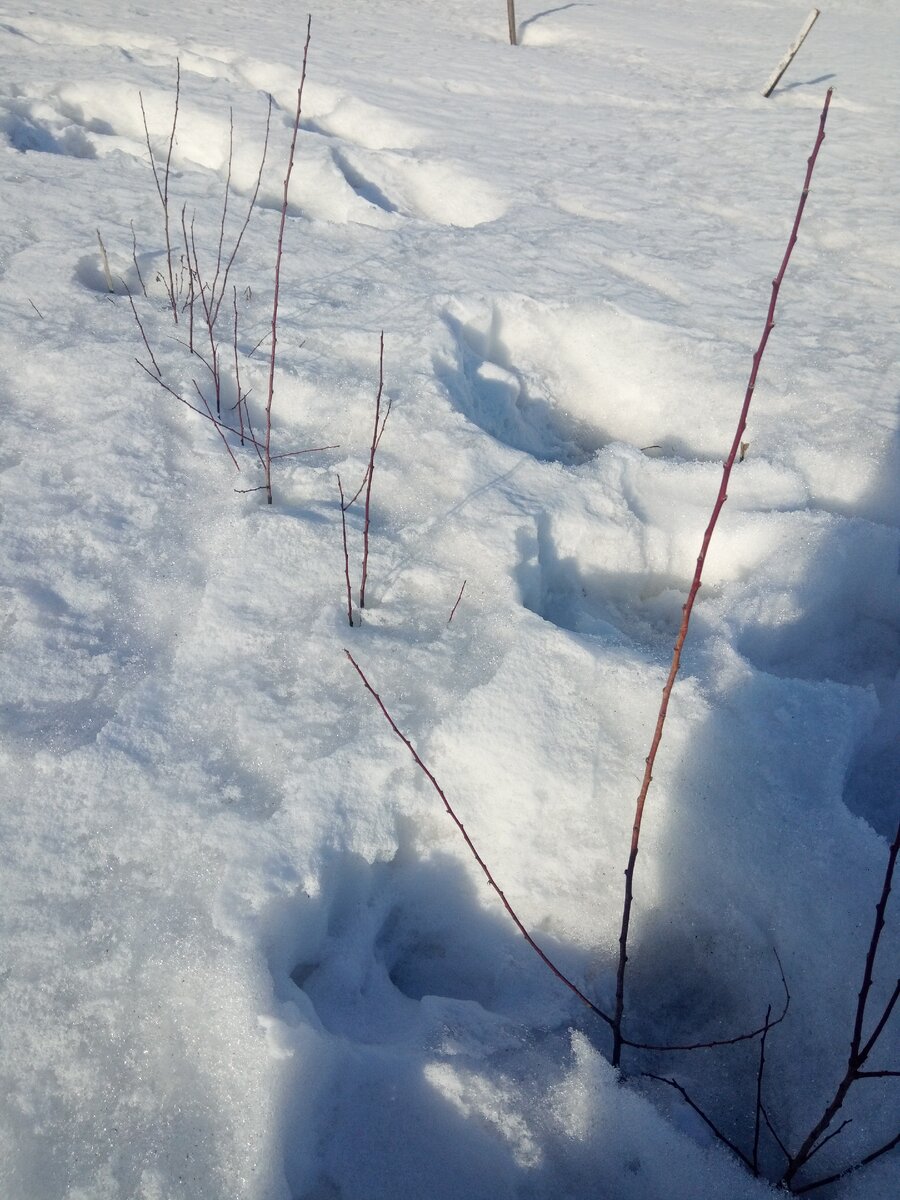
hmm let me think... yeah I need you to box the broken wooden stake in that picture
[762,8,821,97]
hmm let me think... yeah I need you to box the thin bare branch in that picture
[761,1105,791,1162]
[805,1119,852,1166]
[359,331,385,608]
[624,948,790,1053]
[448,580,467,624]
[125,284,160,377]
[793,1131,900,1195]
[345,650,615,1029]
[644,1075,755,1172]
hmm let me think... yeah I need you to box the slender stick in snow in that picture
[610,88,834,1070]
[763,9,821,98]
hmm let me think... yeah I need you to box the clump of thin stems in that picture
[336,335,391,622]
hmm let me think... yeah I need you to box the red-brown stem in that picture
[337,476,354,627]
[359,331,385,608]
[265,16,312,505]
[345,649,615,1028]
[781,815,899,1189]
[611,89,833,1070]
[448,580,467,624]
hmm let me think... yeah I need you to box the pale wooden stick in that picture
[507,0,518,46]
[762,9,820,98]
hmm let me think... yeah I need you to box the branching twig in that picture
[610,88,834,1069]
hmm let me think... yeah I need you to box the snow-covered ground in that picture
[1,2,898,1197]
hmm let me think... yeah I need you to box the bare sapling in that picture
[610,86,834,1069]
[264,15,312,504]
[336,335,392,623]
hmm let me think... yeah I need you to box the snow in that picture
[0,2,898,1198]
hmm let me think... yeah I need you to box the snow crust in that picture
[0,2,898,1197]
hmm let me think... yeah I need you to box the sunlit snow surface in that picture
[0,1,898,1197]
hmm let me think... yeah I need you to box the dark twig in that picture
[644,1075,755,1172]
[623,948,789,1053]
[264,16,311,504]
[753,1005,773,1174]
[793,1131,900,1195]
[448,580,467,624]
[125,284,160,377]
[337,476,354,627]
[28,298,44,319]
[611,88,833,1069]
[345,650,615,1028]
[761,1105,791,1162]
[804,1119,852,1166]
